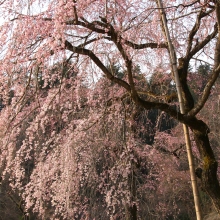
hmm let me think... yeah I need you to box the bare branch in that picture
[186,8,216,57]
[188,64,220,117]
[187,23,218,59]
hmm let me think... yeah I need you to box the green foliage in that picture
[197,64,211,76]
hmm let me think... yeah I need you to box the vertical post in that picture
[156,1,202,219]
[218,95,220,111]
[105,0,107,18]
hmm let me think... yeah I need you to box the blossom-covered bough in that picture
[0,0,220,219]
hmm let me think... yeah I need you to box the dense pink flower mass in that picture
[0,0,220,219]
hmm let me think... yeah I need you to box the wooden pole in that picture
[105,0,107,18]
[156,1,202,219]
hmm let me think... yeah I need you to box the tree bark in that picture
[193,128,220,213]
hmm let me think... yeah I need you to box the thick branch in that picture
[104,36,167,50]
[64,40,209,133]
[177,24,217,113]
[124,40,168,49]
[107,24,139,99]
[137,96,209,132]
[65,19,107,34]
[64,40,131,91]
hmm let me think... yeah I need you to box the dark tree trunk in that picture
[193,128,220,213]
[125,204,137,220]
